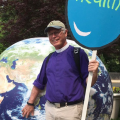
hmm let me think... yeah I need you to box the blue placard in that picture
[66,0,120,50]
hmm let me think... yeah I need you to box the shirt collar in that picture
[56,43,69,53]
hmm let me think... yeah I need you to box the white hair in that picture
[61,28,67,33]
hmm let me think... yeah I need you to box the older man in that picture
[22,20,99,120]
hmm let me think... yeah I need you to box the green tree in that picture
[98,40,120,72]
[0,0,66,45]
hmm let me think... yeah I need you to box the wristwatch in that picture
[27,102,34,106]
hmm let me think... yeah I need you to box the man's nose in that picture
[52,33,56,37]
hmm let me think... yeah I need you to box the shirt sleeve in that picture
[80,49,89,87]
[33,57,48,90]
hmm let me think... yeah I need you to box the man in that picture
[22,20,99,120]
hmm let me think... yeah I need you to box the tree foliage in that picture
[0,0,66,44]
[0,0,120,72]
[98,40,120,72]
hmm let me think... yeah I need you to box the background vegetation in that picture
[0,0,120,72]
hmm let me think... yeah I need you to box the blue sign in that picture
[66,0,120,50]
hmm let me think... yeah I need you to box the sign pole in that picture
[81,50,97,120]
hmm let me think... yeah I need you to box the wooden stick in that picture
[81,50,97,120]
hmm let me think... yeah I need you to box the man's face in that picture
[47,28,68,49]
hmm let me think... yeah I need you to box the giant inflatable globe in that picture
[0,37,113,120]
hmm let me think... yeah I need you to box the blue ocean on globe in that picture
[0,37,113,120]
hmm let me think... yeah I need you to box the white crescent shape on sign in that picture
[74,22,91,37]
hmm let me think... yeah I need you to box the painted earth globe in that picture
[0,37,113,120]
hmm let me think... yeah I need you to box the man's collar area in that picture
[56,43,69,53]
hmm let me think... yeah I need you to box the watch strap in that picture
[27,102,34,106]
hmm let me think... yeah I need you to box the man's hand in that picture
[86,59,99,86]
[21,85,41,118]
[88,60,99,73]
[22,104,34,118]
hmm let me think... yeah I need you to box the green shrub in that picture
[0,43,7,54]
[99,54,120,72]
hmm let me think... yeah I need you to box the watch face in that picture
[66,0,120,50]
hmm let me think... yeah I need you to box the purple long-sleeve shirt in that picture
[33,45,89,103]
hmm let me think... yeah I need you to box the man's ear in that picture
[65,29,68,37]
